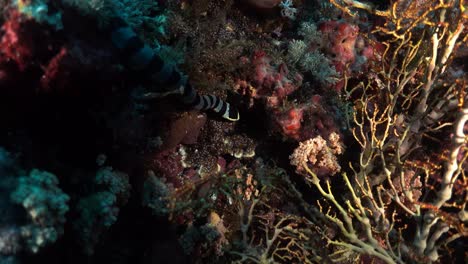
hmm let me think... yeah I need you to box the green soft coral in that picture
[73,166,131,255]
[10,169,69,253]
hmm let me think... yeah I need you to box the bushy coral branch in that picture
[290,0,467,263]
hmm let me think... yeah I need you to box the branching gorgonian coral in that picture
[288,0,467,263]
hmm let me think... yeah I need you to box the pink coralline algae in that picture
[0,10,56,94]
[318,20,382,92]
[274,108,303,140]
[250,50,302,108]
[318,21,358,92]
[39,41,116,95]
[236,50,341,142]
[0,9,64,72]
[0,9,116,96]
[319,21,359,71]
[40,46,69,93]
[273,95,342,141]
[1,10,39,71]
[149,149,185,188]
[305,95,339,134]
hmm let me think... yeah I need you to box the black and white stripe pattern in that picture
[180,83,238,121]
[109,18,239,121]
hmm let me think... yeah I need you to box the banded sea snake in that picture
[108,18,240,121]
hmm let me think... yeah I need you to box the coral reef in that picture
[290,132,344,177]
[73,166,131,255]
[0,148,69,261]
[0,0,466,263]
[10,169,70,253]
[287,22,339,85]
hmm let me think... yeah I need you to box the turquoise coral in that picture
[10,169,69,253]
[142,172,171,216]
[13,0,63,29]
[287,22,339,85]
[95,166,131,202]
[73,166,131,255]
